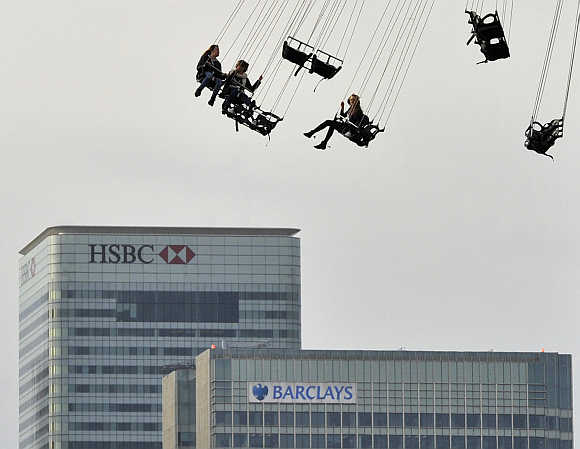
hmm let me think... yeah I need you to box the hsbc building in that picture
[18,226,301,449]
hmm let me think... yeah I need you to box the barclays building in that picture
[18,226,301,449]
[162,349,573,449]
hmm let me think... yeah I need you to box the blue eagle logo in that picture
[252,384,268,401]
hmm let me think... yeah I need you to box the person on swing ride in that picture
[303,94,368,150]
[195,44,225,106]
[221,60,263,114]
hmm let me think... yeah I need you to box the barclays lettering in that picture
[248,382,357,404]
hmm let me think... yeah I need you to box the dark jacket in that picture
[341,106,368,127]
[224,70,261,93]
[196,52,223,82]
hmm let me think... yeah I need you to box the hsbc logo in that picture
[159,245,195,264]
[89,244,196,264]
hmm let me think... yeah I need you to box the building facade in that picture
[164,349,573,449]
[19,226,301,449]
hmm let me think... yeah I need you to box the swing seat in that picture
[282,39,313,67]
[466,10,510,63]
[524,119,563,155]
[337,115,384,147]
[310,54,342,79]
[251,111,283,136]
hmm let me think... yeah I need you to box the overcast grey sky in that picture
[1,1,578,447]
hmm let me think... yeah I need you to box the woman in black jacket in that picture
[195,44,224,106]
[304,94,367,149]
[221,60,262,113]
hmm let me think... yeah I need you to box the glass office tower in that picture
[18,226,301,449]
[169,349,572,449]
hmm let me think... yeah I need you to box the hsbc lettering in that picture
[89,244,154,264]
[88,244,196,265]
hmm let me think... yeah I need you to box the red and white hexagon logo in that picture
[158,245,195,264]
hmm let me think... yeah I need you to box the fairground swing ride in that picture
[192,0,580,158]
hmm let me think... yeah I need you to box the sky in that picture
[1,1,578,447]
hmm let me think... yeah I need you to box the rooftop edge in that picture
[20,226,300,255]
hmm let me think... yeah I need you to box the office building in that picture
[163,349,573,449]
[19,226,301,449]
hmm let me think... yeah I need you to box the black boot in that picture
[314,141,327,150]
[303,131,314,138]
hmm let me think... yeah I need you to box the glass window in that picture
[280,434,294,448]
[436,413,450,428]
[467,437,481,449]
[327,434,341,448]
[373,412,387,427]
[216,433,231,448]
[513,415,527,429]
[405,436,419,448]
[343,434,356,448]
[405,413,419,427]
[389,435,403,449]
[467,414,480,428]
[498,437,513,449]
[327,412,341,428]
[560,417,572,432]
[483,437,496,449]
[451,414,465,428]
[216,411,232,426]
[546,416,558,430]
[249,433,263,448]
[234,433,248,447]
[529,415,545,429]
[311,434,325,447]
[530,438,545,449]
[295,434,309,448]
[498,414,512,429]
[389,412,403,427]
[280,412,294,427]
[420,413,434,428]
[264,412,278,426]
[451,436,465,449]
[421,435,435,449]
[249,412,263,426]
[358,412,372,427]
[234,411,247,425]
[264,434,279,448]
[311,412,325,428]
[373,435,387,448]
[296,412,309,427]
[482,414,496,429]
[359,434,372,449]
[514,437,527,449]
[342,412,356,427]
[436,435,450,449]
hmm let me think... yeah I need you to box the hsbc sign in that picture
[89,244,196,264]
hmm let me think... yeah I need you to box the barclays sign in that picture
[248,382,356,404]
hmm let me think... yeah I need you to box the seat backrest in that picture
[282,41,311,66]
[310,55,341,79]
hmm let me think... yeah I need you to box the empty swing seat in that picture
[310,54,342,79]
[282,39,313,67]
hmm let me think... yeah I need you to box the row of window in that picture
[214,412,571,431]
[19,292,48,322]
[68,383,160,394]
[69,422,161,431]
[213,433,571,449]
[67,443,161,449]
[69,364,163,375]
[68,403,161,413]
[60,289,296,303]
